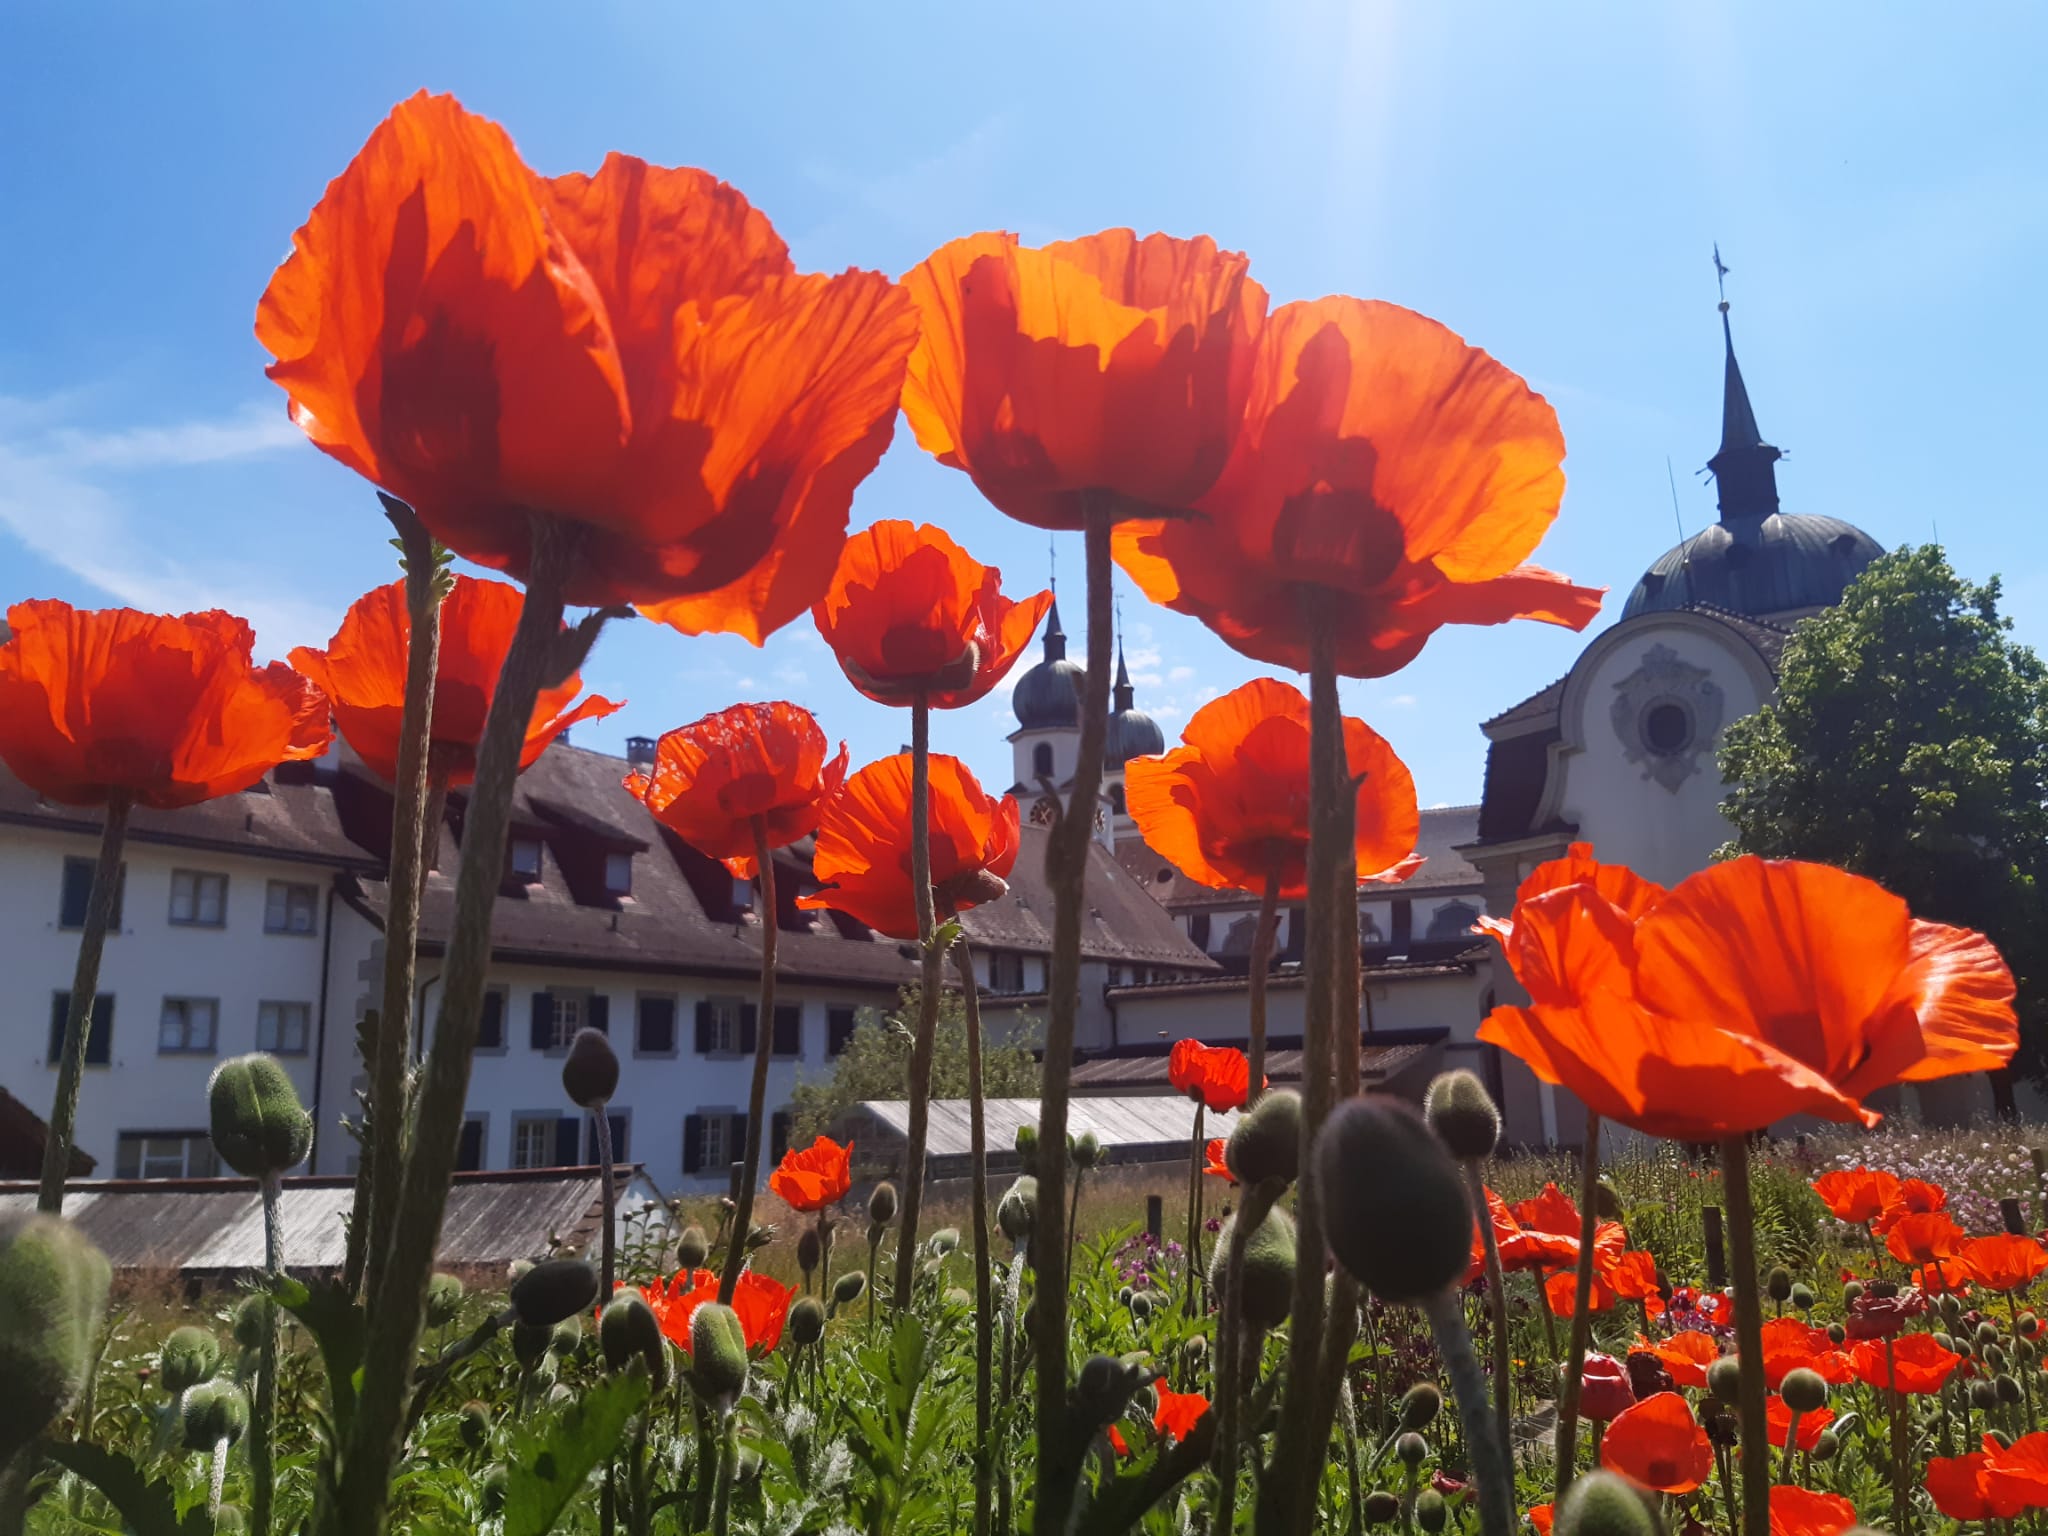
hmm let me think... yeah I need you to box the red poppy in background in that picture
[1113,297,1603,678]
[1578,1353,1635,1421]
[811,520,1051,708]
[1928,1453,2028,1522]
[1759,1318,1855,1388]
[1600,1392,1713,1493]
[1152,1386,1210,1443]
[899,230,1267,530]
[1204,1139,1234,1183]
[1640,1332,1720,1391]
[0,600,330,809]
[258,93,917,639]
[1843,1288,1926,1341]
[645,1267,793,1354]
[1474,842,1666,951]
[1767,1486,1858,1536]
[798,753,1018,940]
[1124,676,1422,900]
[1513,1185,1583,1239]
[1545,1271,1616,1318]
[1526,1507,1554,1536]
[1168,1039,1258,1113]
[290,575,620,785]
[1874,1178,1949,1235]
[1764,1395,1835,1452]
[1887,1211,1968,1268]
[1980,1434,2048,1514]
[1811,1167,1902,1226]
[1850,1330,1962,1394]
[1603,1251,1661,1305]
[624,702,846,878]
[768,1136,853,1213]
[1963,1234,2048,1292]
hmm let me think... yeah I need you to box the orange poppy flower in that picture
[1640,1331,1720,1391]
[1599,1391,1713,1494]
[1204,1138,1234,1183]
[767,1135,853,1213]
[1526,1507,1554,1536]
[1512,1184,1583,1238]
[1152,1385,1210,1443]
[1544,1270,1616,1318]
[1810,1167,1901,1226]
[289,575,619,786]
[1963,1234,2048,1293]
[1766,1486,1859,1536]
[258,93,917,639]
[1124,677,1422,899]
[1981,1434,2048,1515]
[1764,1395,1835,1452]
[1113,297,1603,678]
[899,229,1267,531]
[643,1267,793,1354]
[1759,1318,1855,1389]
[1106,1425,1130,1457]
[1849,1330,1962,1394]
[1602,1251,1662,1303]
[1886,1210,1968,1268]
[0,600,330,810]
[1873,1178,1949,1235]
[1481,854,2018,1141]
[811,521,1051,708]
[1929,1452,2029,1522]
[797,753,1018,940]
[1473,841,1666,952]
[1167,1039,1257,1113]
[623,702,846,879]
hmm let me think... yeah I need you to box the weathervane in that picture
[1048,532,1056,597]
[1713,242,1730,312]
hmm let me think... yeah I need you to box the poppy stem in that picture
[720,816,778,1305]
[1312,783,1365,1448]
[1886,1343,1910,1536]
[893,693,944,1314]
[1554,1108,1604,1500]
[360,495,445,1312]
[596,1102,617,1297]
[953,940,997,1536]
[1462,1160,1516,1465]
[1031,493,1116,1536]
[1719,1136,1770,1536]
[252,1170,285,1536]
[1184,1103,1206,1319]
[1423,1286,1515,1536]
[1246,871,1280,1107]
[1215,1176,1283,1536]
[38,789,130,1213]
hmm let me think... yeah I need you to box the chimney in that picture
[626,735,657,773]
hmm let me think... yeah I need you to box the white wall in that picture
[1110,965,1491,1049]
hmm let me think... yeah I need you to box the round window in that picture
[1642,700,1693,757]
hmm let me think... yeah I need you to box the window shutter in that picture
[59,860,93,928]
[639,997,675,1054]
[587,994,610,1036]
[456,1119,484,1172]
[608,1112,628,1161]
[683,1115,703,1174]
[530,992,554,1051]
[728,1114,749,1169]
[771,1110,791,1162]
[827,1007,856,1056]
[555,1117,581,1167]
[694,1001,713,1054]
[479,991,504,1050]
[772,1004,800,1057]
[90,996,111,1065]
[739,1004,758,1055]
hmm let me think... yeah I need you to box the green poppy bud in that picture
[737,1446,762,1484]
[1071,1131,1103,1170]
[1554,1469,1664,1536]
[480,1464,508,1516]
[1997,1373,2024,1405]
[1075,1354,1143,1425]
[426,1273,466,1330]
[1706,1357,1742,1405]
[508,1258,535,1284]
[790,1296,827,1346]
[1395,1431,1427,1467]
[2018,1337,2038,1366]
[1811,1428,1840,1461]
[1226,1090,1303,1186]
[833,1270,867,1308]
[1181,1335,1208,1369]
[1014,1125,1038,1174]
[549,1316,581,1358]
[797,1228,821,1277]
[158,1326,221,1396]
[1131,1292,1154,1322]
[1422,1070,1500,1160]
[868,1182,898,1226]
[998,1178,1038,1244]
[1789,1283,1815,1312]
[214,1508,246,1533]
[459,1400,491,1453]
[601,1293,666,1387]
[2021,1311,2040,1338]
[1978,1321,2002,1348]
[510,1259,598,1328]
[1316,1099,1471,1304]
[1364,1490,1402,1526]
[181,1380,249,1451]
[675,1226,709,1272]
[207,1054,312,1178]
[1936,1331,1957,1354]
[511,1322,551,1372]
[0,1213,111,1464]
[1841,1280,1863,1304]
[690,1302,749,1405]
[561,1028,619,1110]
[1781,1367,1828,1415]
[233,1294,266,1353]
[928,1227,960,1257]
[1765,1267,1792,1303]
[1826,1323,1845,1345]
[1399,1381,1443,1431]
[1971,1378,1999,1410]
[1209,1206,1297,1332]
[1416,1490,1448,1534]
[1593,1179,1624,1223]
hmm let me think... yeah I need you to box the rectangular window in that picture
[700,1114,727,1171]
[48,993,114,1067]
[730,875,753,912]
[508,837,544,881]
[168,869,228,927]
[604,851,633,896]
[636,995,677,1055]
[696,997,744,1055]
[827,1006,858,1057]
[456,1115,486,1172]
[477,988,507,1052]
[771,1004,801,1058]
[158,997,219,1055]
[511,1115,557,1171]
[59,855,125,931]
[257,1000,311,1055]
[114,1131,218,1180]
[990,951,1025,994]
[551,994,583,1050]
[264,880,318,935]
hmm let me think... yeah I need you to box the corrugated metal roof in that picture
[1070,1041,1435,1093]
[854,1096,1241,1164]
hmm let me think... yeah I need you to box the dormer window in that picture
[604,851,634,897]
[731,874,754,913]
[508,837,544,882]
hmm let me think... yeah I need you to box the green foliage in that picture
[1718,544,2048,1081]
[502,1369,649,1536]
[39,1441,212,1536]
[788,984,1042,1147]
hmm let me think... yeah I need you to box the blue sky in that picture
[3,4,2043,806]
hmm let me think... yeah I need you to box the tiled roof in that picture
[1069,1035,1444,1092]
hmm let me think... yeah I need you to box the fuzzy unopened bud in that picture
[1070,1131,1103,1171]
[1554,1470,1664,1536]
[1226,1090,1302,1186]
[0,1214,111,1463]
[833,1270,867,1308]
[1780,1367,1828,1415]
[214,1508,247,1533]
[426,1273,466,1329]
[1422,1070,1500,1160]
[459,1400,491,1453]
[928,1227,960,1257]
[1811,1428,1841,1461]
[790,1296,827,1346]
[1209,1206,1297,1332]
[510,1259,598,1328]
[675,1226,709,1272]
[1364,1491,1401,1526]
[207,1054,312,1178]
[549,1316,581,1357]
[562,1027,620,1109]
[1316,1098,1471,1304]
[1789,1283,1814,1312]
[1395,1431,1427,1467]
[480,1464,508,1516]
[868,1182,898,1226]
[1014,1124,1038,1173]
[1075,1354,1143,1425]
[1765,1266,1793,1303]
[1399,1381,1443,1431]
[159,1326,221,1396]
[690,1302,749,1404]
[233,1294,266,1353]
[1416,1491,1448,1534]
[181,1380,249,1451]
[1706,1356,1742,1405]
[797,1228,821,1277]
[998,1177,1038,1244]
[601,1293,667,1388]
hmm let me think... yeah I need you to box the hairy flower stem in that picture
[1311,787,1364,1450]
[721,817,778,1303]
[1245,871,1280,1105]
[329,516,582,1536]
[1215,1178,1282,1536]
[1885,1344,1909,1535]
[1182,1104,1206,1319]
[1031,495,1115,1535]
[953,941,996,1536]
[250,1171,286,1536]
[1424,1288,1514,1536]
[595,1107,617,1297]
[210,1436,230,1518]
[893,695,942,1314]
[1553,1108,1604,1499]
[998,1250,1026,1536]
[710,1408,738,1536]
[1720,1136,1769,1536]
[39,791,129,1213]
[360,497,444,1309]
[1462,1160,1516,1458]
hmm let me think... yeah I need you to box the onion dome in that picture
[1105,644,1164,766]
[1012,598,1084,729]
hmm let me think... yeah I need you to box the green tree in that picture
[1718,544,2048,1090]
[789,984,1043,1152]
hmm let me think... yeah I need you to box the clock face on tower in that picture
[1029,796,1057,827]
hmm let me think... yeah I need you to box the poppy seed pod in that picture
[426,1272,466,1329]
[797,1228,822,1277]
[1415,1491,1448,1535]
[690,1302,749,1405]
[510,1259,599,1328]
[1422,1070,1501,1160]
[181,1380,250,1451]
[1553,1470,1664,1536]
[1781,1367,1828,1415]
[1226,1090,1302,1186]
[868,1182,898,1226]
[459,1400,491,1453]
[1363,1491,1402,1527]
[1842,1281,1864,1304]
[1315,1098,1471,1304]
[561,1028,620,1110]
[928,1228,960,1257]
[0,1213,111,1464]
[833,1270,867,1308]
[998,1177,1038,1244]
[675,1226,709,1272]
[1394,1431,1427,1467]
[1706,1356,1743,1405]
[790,1296,827,1346]
[233,1294,266,1353]
[601,1293,667,1387]
[159,1327,222,1396]
[1208,1206,1297,1332]
[207,1054,313,1178]
[1399,1382,1443,1431]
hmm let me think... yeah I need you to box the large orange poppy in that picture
[1810,1167,1901,1226]
[1113,297,1603,678]
[768,1136,853,1213]
[797,753,1018,941]
[1928,1452,2029,1522]
[899,230,1267,530]
[1963,1234,2048,1293]
[1885,1210,1968,1269]
[1766,1486,1858,1536]
[290,575,620,786]
[0,600,331,809]
[623,702,846,878]
[1758,1317,1854,1388]
[1480,852,2018,1141]
[1872,1177,1949,1235]
[811,521,1050,708]
[1849,1330,1962,1394]
[1152,1385,1210,1443]
[1123,677,1421,900]
[1599,1392,1713,1494]
[642,1267,793,1353]
[1981,1434,2048,1514]
[1764,1395,1835,1452]
[1639,1331,1720,1391]
[257,93,916,640]
[1168,1039,1256,1113]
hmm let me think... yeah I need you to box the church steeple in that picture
[1113,639,1134,713]
[1705,248,1783,523]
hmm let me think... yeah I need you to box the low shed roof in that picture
[848,1095,1243,1182]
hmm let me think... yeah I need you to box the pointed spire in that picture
[1041,597,1067,662]
[1113,639,1134,712]
[1705,250,1783,522]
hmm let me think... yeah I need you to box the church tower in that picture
[1007,597,1086,830]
